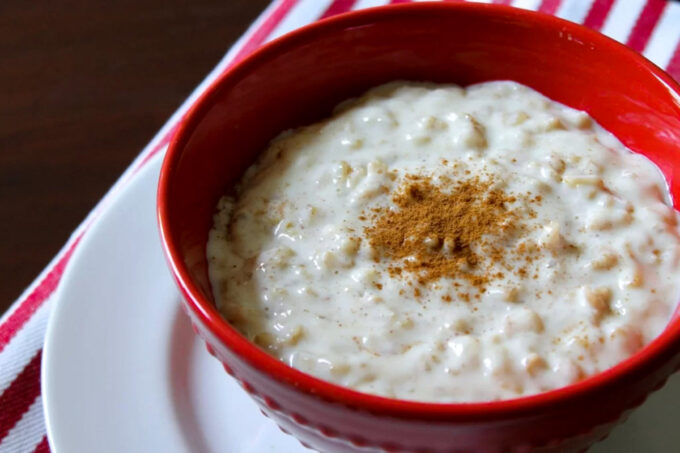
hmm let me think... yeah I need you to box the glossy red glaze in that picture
[157,3,680,452]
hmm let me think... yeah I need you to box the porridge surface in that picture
[207,81,680,402]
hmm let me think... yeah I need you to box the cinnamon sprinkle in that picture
[364,174,522,292]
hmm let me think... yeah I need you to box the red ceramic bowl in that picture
[158,3,680,452]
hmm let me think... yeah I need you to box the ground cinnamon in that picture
[364,173,519,292]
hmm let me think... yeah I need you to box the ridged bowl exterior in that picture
[186,308,679,453]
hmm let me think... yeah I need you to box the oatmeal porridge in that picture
[206,81,680,402]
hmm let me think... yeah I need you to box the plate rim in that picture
[41,154,164,451]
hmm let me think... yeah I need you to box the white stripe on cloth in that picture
[266,0,334,42]
[0,302,51,396]
[353,0,390,9]
[556,0,595,23]
[512,0,542,11]
[643,2,680,68]
[601,0,647,42]
[0,397,45,453]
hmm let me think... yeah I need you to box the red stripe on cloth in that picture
[583,0,616,30]
[0,350,42,442]
[667,41,680,82]
[33,436,50,453]
[0,237,81,355]
[493,0,513,5]
[130,0,299,174]
[626,0,667,52]
[320,0,357,19]
[538,0,562,15]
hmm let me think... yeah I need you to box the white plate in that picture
[42,155,680,453]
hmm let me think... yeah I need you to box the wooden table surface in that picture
[0,0,270,312]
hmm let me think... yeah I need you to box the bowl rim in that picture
[158,2,680,420]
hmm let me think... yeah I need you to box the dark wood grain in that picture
[0,0,270,311]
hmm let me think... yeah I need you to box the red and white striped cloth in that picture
[1,0,679,451]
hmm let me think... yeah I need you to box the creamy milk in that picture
[207,82,680,402]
